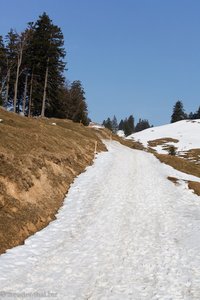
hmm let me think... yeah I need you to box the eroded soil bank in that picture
[0,108,110,254]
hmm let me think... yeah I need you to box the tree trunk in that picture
[13,30,28,113]
[41,58,49,118]
[13,48,23,113]
[22,73,28,114]
[0,67,3,95]
[5,69,10,109]
[28,72,33,117]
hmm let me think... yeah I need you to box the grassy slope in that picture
[0,108,110,254]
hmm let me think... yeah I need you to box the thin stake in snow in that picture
[94,141,97,158]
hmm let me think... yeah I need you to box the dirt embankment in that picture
[0,108,110,254]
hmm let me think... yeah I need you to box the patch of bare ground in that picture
[147,138,179,153]
[167,176,180,185]
[167,176,200,197]
[114,136,145,151]
[148,137,179,148]
[92,127,145,150]
[0,107,107,254]
[155,153,200,178]
[188,181,200,196]
[179,148,200,164]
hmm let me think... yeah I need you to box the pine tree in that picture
[102,118,112,131]
[28,12,66,117]
[123,118,129,136]
[0,36,7,105]
[68,80,89,125]
[193,106,200,119]
[111,115,118,133]
[127,115,134,134]
[188,112,194,119]
[118,119,124,131]
[171,101,186,123]
[122,115,135,136]
[13,30,31,113]
[135,119,150,132]
[52,83,70,118]
[1,14,92,122]
[4,29,19,108]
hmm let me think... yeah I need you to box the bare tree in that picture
[41,57,49,117]
[13,31,29,113]
[22,72,28,114]
[28,71,34,117]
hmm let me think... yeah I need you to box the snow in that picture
[89,122,104,129]
[128,119,200,154]
[117,130,125,137]
[0,141,200,299]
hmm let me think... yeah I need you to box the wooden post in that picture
[94,141,97,158]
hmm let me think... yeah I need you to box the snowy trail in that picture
[0,141,200,299]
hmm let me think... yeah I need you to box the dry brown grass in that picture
[179,148,200,164]
[167,176,180,185]
[0,107,107,254]
[167,176,200,197]
[155,153,200,178]
[113,136,145,151]
[148,137,179,148]
[188,181,200,196]
[147,138,179,154]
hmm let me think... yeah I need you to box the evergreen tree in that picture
[0,36,7,105]
[123,118,129,136]
[68,80,89,125]
[4,29,19,108]
[53,83,70,118]
[13,29,32,113]
[127,115,134,134]
[102,117,112,131]
[28,12,66,116]
[0,14,92,122]
[118,119,124,131]
[188,112,194,119]
[193,106,200,119]
[122,115,135,136]
[171,100,186,123]
[111,115,118,133]
[135,118,150,132]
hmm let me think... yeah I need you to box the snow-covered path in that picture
[0,141,200,300]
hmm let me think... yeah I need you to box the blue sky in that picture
[1,0,200,125]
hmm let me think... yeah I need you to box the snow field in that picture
[128,119,200,154]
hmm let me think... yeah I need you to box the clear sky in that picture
[1,0,200,125]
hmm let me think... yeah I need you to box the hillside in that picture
[127,120,200,173]
[0,108,111,254]
[1,111,200,257]
[128,119,200,156]
[127,120,200,195]
[0,141,200,299]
